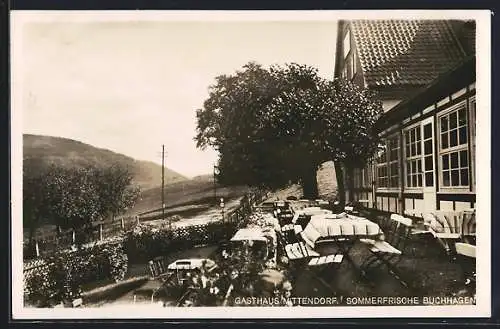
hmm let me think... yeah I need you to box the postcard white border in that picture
[11,9,492,319]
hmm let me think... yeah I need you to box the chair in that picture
[280,223,300,244]
[133,256,175,303]
[360,215,413,287]
[454,242,476,295]
[307,253,344,278]
[461,209,476,245]
[284,241,320,260]
[423,210,476,254]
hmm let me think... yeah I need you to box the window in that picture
[388,137,400,188]
[353,168,361,188]
[345,56,353,80]
[422,122,434,187]
[438,101,470,188]
[351,52,357,78]
[377,144,388,188]
[404,126,422,188]
[354,165,373,188]
[377,136,400,188]
[343,29,351,58]
[469,97,476,190]
[363,165,371,188]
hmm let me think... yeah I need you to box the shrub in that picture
[123,221,238,263]
[24,239,128,307]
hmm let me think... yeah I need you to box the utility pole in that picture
[162,144,165,224]
[213,164,217,205]
[157,146,168,228]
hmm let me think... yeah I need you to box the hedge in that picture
[24,239,128,307]
[123,221,239,264]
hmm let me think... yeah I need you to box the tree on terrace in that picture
[195,62,382,200]
[326,78,383,206]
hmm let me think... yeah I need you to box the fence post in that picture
[136,216,140,225]
[35,240,40,258]
[121,217,125,230]
[72,230,75,244]
[99,224,103,241]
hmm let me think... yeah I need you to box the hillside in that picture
[23,134,187,190]
[126,178,250,216]
[190,174,213,182]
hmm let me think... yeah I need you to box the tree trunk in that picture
[28,225,36,256]
[346,165,355,204]
[334,161,346,208]
[301,166,318,200]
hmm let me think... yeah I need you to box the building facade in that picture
[333,20,476,216]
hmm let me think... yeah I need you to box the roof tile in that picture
[350,20,468,88]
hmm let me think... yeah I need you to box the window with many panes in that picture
[351,52,357,78]
[345,55,353,80]
[403,120,434,189]
[354,165,373,188]
[422,122,434,187]
[376,144,388,188]
[353,168,361,188]
[469,96,476,190]
[404,126,422,188]
[377,136,399,188]
[388,137,400,188]
[439,101,470,188]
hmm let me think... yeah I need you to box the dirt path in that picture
[144,197,243,229]
[172,197,242,228]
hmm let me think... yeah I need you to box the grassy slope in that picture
[23,134,187,190]
[125,178,251,217]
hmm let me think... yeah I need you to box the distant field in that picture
[126,179,251,217]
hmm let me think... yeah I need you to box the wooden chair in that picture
[360,215,413,288]
[461,209,476,245]
[284,241,320,261]
[423,209,476,254]
[307,253,344,278]
[455,242,476,290]
[133,256,175,303]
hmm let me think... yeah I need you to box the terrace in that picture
[24,193,476,308]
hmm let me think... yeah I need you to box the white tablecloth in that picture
[301,214,381,247]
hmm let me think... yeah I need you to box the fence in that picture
[23,189,269,260]
[23,215,140,260]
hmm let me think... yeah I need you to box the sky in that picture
[16,13,338,178]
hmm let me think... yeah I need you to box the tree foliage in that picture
[23,162,141,245]
[195,62,383,199]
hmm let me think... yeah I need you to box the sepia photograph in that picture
[10,10,491,319]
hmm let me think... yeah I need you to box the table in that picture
[301,214,382,247]
[299,213,383,279]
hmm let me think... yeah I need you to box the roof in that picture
[376,55,475,130]
[349,20,471,88]
[230,227,268,242]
